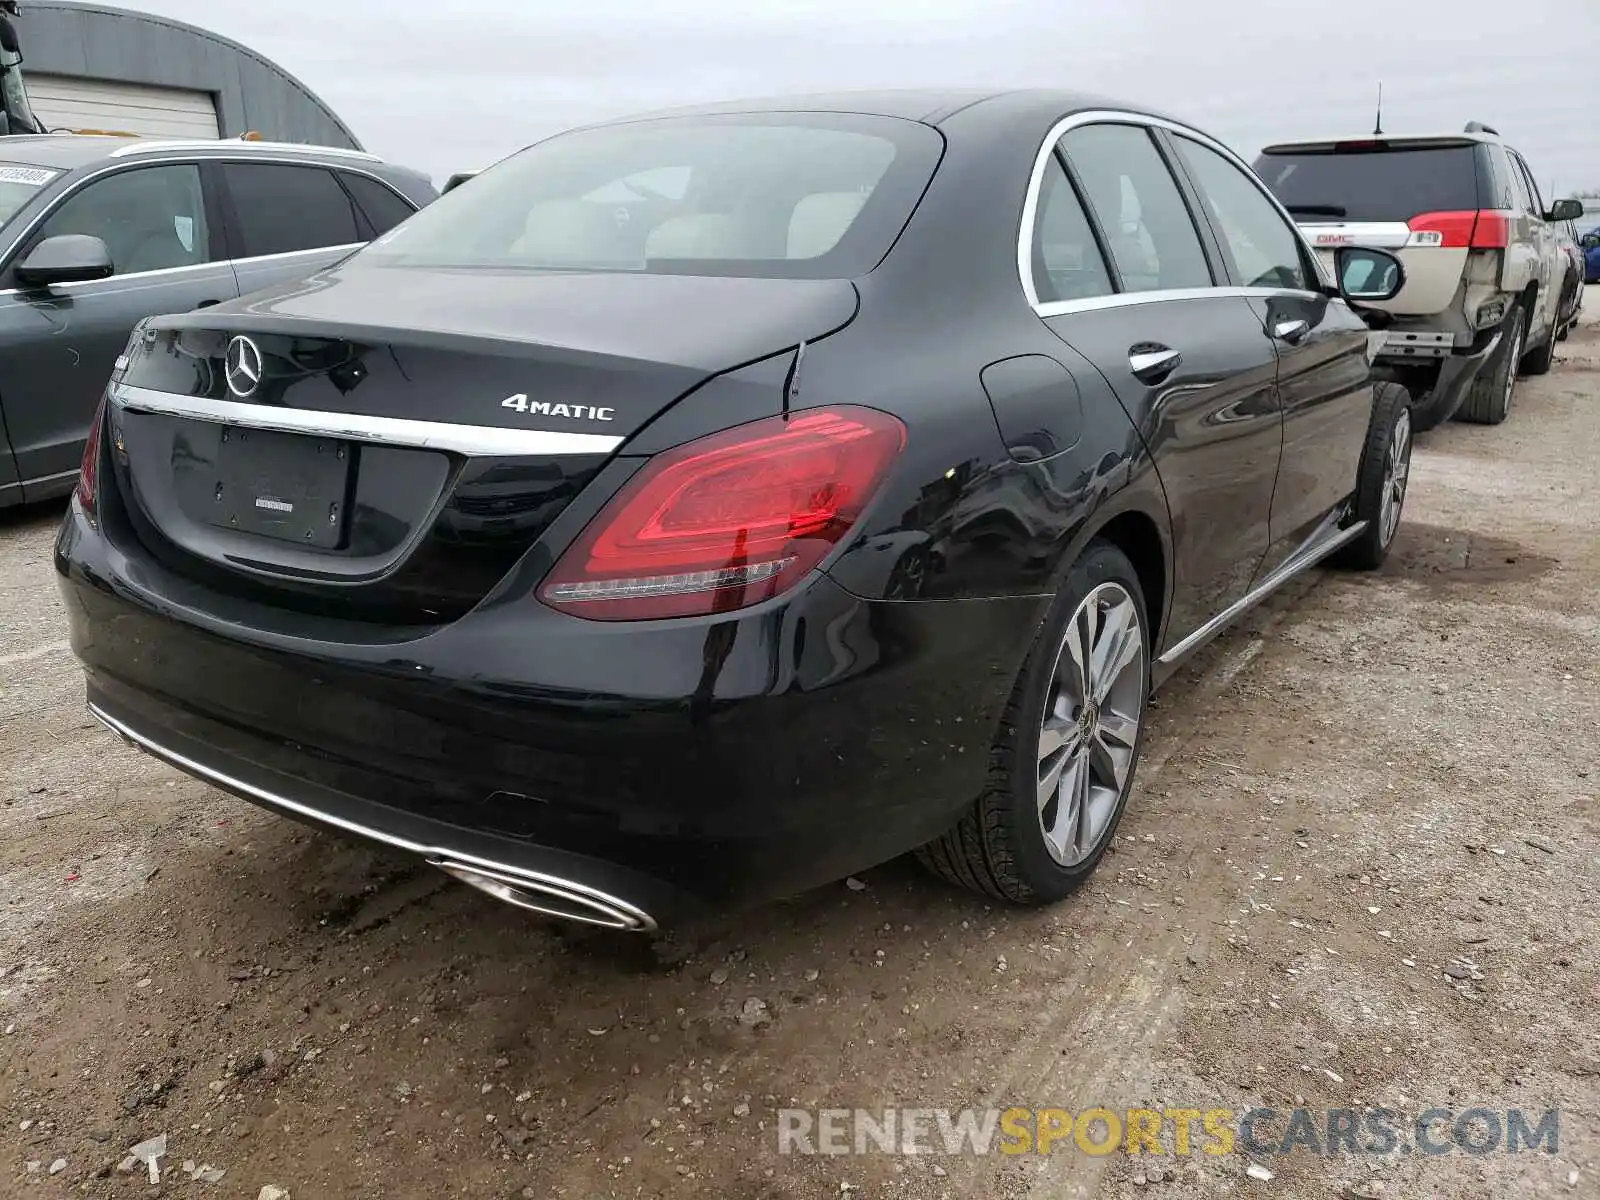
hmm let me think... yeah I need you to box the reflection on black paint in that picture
[691,528,747,725]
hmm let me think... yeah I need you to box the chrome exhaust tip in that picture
[428,857,655,932]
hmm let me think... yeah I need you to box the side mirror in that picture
[15,234,115,287]
[1546,199,1585,223]
[1332,245,1405,304]
[1581,234,1600,250]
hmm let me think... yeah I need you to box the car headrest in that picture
[645,213,759,260]
[787,192,867,260]
[510,200,627,265]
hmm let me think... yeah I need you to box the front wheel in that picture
[917,541,1149,903]
[1334,381,1412,571]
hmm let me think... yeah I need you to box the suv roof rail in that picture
[108,138,382,162]
[1463,121,1500,136]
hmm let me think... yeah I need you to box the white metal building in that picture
[15,1,358,147]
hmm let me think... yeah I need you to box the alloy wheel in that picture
[1380,407,1412,548]
[1036,582,1145,867]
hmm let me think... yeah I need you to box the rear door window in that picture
[1254,144,1481,222]
[1059,123,1212,292]
[339,172,417,236]
[222,163,361,258]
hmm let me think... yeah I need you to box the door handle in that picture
[1128,345,1182,383]
[1274,318,1311,344]
[194,299,223,309]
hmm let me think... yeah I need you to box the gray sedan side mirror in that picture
[1333,245,1405,304]
[15,234,115,287]
[1546,198,1585,223]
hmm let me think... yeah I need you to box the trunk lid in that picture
[108,263,857,624]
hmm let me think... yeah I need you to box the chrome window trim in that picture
[0,155,415,282]
[0,242,364,301]
[110,382,624,458]
[1018,108,1333,313]
[1033,284,1327,320]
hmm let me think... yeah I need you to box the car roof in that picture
[588,87,1183,129]
[0,133,387,172]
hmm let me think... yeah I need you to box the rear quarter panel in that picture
[1389,246,1470,315]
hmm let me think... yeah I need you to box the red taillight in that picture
[539,406,906,621]
[1468,211,1511,248]
[1406,210,1512,249]
[76,397,106,510]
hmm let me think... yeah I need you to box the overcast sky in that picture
[128,0,1598,192]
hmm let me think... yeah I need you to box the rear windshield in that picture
[0,162,57,229]
[356,113,943,279]
[1253,144,1481,222]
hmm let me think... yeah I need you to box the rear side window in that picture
[1030,157,1114,303]
[1254,145,1480,222]
[1509,152,1544,215]
[1501,153,1534,213]
[1060,123,1212,293]
[340,172,417,235]
[223,163,361,258]
[355,113,943,280]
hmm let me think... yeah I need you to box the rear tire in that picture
[1521,313,1556,376]
[1333,382,1412,571]
[916,541,1149,904]
[1458,305,1524,425]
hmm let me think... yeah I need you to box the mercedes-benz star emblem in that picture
[225,335,264,398]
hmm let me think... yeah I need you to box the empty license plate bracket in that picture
[209,426,352,549]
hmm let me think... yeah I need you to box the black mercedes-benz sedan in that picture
[56,90,1413,931]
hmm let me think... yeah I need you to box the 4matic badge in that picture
[501,394,614,422]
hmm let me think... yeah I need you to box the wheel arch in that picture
[1090,510,1167,646]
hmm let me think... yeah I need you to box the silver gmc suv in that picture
[1255,123,1584,428]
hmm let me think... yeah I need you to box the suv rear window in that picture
[355,113,943,280]
[1253,144,1481,222]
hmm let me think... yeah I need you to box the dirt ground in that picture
[3,294,1597,1200]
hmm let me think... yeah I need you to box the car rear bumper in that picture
[56,498,1046,924]
[1408,327,1501,427]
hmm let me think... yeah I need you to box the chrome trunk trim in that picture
[110,382,624,458]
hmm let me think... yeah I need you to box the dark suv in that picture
[0,136,436,508]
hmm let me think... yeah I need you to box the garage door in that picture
[25,74,220,139]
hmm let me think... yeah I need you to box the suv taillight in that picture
[1407,210,1513,249]
[539,406,906,621]
[76,398,106,512]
